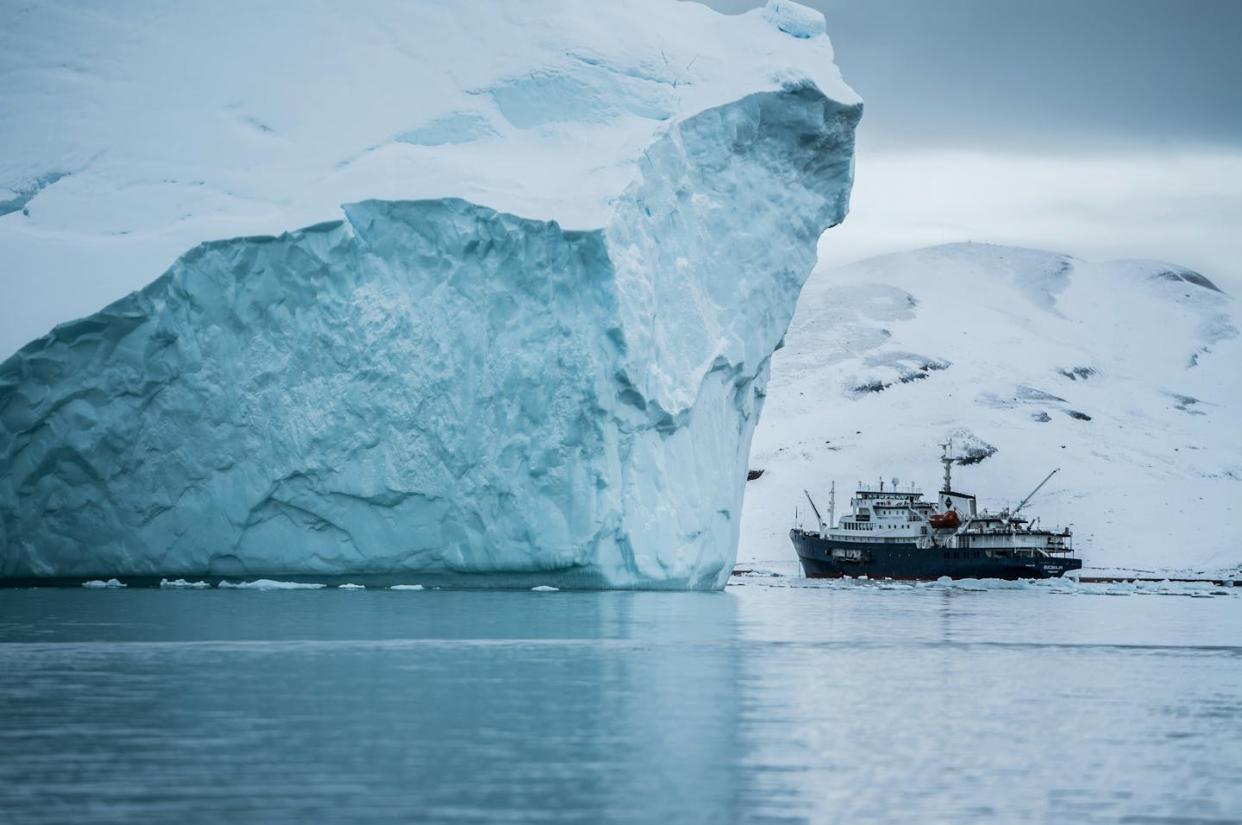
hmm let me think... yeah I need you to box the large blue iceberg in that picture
[0,3,860,588]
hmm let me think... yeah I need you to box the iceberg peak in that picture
[763,0,829,40]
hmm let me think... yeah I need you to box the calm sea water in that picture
[1,576,1240,824]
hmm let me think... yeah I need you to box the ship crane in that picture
[803,490,823,532]
[1012,468,1060,519]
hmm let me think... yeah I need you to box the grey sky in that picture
[703,0,1242,151]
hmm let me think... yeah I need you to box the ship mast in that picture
[939,441,953,493]
[828,481,836,531]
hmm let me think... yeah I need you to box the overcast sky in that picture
[704,0,1242,151]
[701,0,1242,284]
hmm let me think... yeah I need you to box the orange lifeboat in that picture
[928,509,960,529]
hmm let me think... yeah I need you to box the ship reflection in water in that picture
[1,579,1239,823]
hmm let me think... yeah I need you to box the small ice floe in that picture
[389,584,425,591]
[1075,579,1231,598]
[916,576,1034,592]
[338,583,366,590]
[217,579,325,590]
[159,578,211,589]
[531,585,559,592]
[81,578,126,588]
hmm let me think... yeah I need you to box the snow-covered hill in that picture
[741,243,1242,577]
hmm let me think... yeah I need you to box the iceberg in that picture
[0,0,861,588]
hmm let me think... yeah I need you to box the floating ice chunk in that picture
[531,585,560,592]
[159,578,210,589]
[338,583,366,590]
[81,578,126,588]
[389,584,425,591]
[763,0,827,39]
[218,580,326,590]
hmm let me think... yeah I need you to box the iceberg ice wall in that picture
[0,1,860,587]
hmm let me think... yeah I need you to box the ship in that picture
[790,445,1082,580]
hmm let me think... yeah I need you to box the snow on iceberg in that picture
[763,0,829,39]
[0,1,860,589]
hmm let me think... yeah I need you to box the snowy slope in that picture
[741,243,1242,577]
[0,1,861,587]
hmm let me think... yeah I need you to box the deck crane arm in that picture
[803,490,823,524]
[1012,468,1060,518]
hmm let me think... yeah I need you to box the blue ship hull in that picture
[790,529,1082,580]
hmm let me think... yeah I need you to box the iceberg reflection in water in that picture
[0,580,1239,823]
